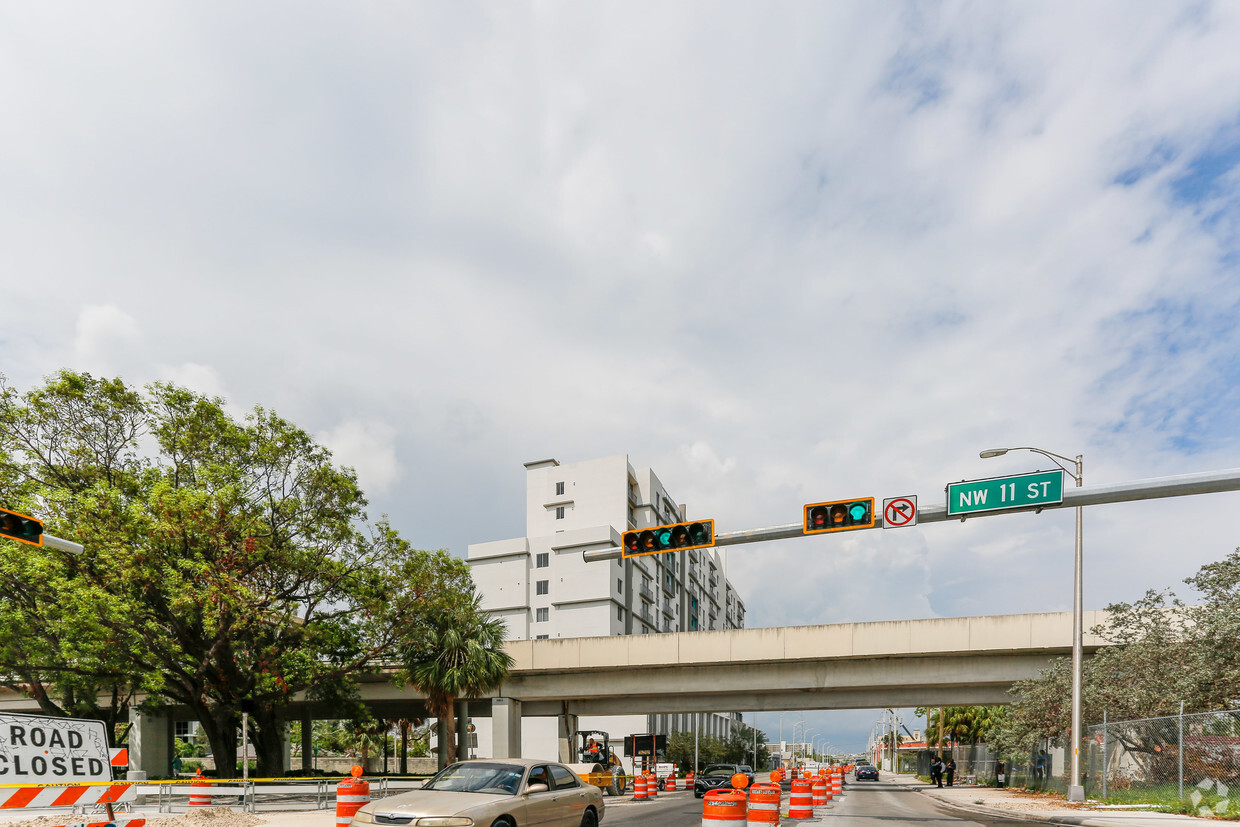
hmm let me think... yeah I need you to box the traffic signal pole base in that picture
[1068,785,1085,802]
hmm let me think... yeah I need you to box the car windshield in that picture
[422,763,525,795]
[703,766,737,777]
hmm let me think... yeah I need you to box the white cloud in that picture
[6,1,1240,752]
[317,420,404,496]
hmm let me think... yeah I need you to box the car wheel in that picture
[491,820,515,827]
[608,766,626,796]
[579,809,598,827]
[695,791,703,798]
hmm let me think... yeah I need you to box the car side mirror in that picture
[525,783,549,794]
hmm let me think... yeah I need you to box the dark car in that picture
[694,764,755,798]
[855,764,880,781]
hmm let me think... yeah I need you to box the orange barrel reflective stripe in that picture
[746,782,781,826]
[687,770,695,784]
[832,772,843,797]
[189,771,212,807]
[668,770,677,791]
[788,779,813,820]
[335,769,370,827]
[633,774,648,801]
[811,776,827,807]
[647,772,658,798]
[703,789,747,826]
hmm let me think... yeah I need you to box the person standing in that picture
[930,756,943,788]
[945,758,956,787]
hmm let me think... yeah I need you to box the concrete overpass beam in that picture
[492,698,522,759]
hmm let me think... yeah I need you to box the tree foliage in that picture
[914,706,1006,747]
[664,722,770,771]
[988,549,1240,760]
[0,370,477,777]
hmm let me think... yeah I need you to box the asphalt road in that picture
[600,776,1037,827]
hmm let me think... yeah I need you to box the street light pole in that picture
[982,446,1085,801]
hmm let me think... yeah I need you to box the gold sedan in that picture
[351,758,605,827]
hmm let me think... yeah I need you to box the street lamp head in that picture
[979,448,1009,459]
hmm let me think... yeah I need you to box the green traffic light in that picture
[656,529,672,547]
[849,503,868,522]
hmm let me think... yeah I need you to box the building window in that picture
[536,553,549,568]
[617,606,625,621]
[691,616,699,630]
[536,580,549,595]
[555,506,565,519]
[536,634,549,640]
[536,608,549,622]
[641,626,648,634]
[555,481,565,496]
[617,578,623,594]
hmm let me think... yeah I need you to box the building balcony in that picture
[662,600,674,617]
[638,606,653,624]
[639,583,654,602]
[708,575,718,589]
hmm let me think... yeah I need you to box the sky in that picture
[4,1,1240,756]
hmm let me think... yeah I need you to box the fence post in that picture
[1178,701,1184,802]
[1106,714,1116,803]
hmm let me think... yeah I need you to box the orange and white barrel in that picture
[811,776,827,807]
[189,772,212,808]
[633,774,648,801]
[687,770,695,785]
[788,779,813,820]
[832,772,843,797]
[668,771,678,791]
[647,772,658,798]
[703,789,747,826]
[746,782,781,826]
[335,771,371,827]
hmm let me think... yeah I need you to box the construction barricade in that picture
[647,772,658,798]
[787,778,813,820]
[632,774,648,801]
[667,771,677,791]
[335,767,370,827]
[831,772,843,798]
[189,771,213,807]
[746,782,780,826]
[702,789,747,825]
[811,776,827,808]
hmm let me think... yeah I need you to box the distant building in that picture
[466,454,749,767]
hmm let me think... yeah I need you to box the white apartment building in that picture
[466,454,749,768]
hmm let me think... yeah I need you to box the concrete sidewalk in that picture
[889,772,1218,827]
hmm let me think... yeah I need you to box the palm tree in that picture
[402,594,513,767]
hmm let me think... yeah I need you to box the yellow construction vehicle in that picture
[568,730,627,796]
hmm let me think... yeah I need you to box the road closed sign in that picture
[0,713,112,782]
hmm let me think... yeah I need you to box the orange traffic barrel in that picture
[687,770,695,784]
[633,773,649,801]
[832,772,843,797]
[189,770,212,807]
[703,788,747,825]
[811,776,827,807]
[746,781,781,826]
[336,768,370,827]
[788,778,813,820]
[668,770,678,791]
[648,772,658,798]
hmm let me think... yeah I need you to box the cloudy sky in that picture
[4,1,1240,753]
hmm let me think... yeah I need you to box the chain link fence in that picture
[1086,709,1240,814]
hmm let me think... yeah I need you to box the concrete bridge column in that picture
[301,708,312,772]
[558,712,578,764]
[492,698,522,759]
[127,708,171,780]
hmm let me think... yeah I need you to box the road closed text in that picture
[0,714,112,783]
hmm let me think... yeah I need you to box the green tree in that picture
[0,371,476,777]
[401,592,513,767]
[915,706,1006,748]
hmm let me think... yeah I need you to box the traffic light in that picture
[0,507,43,547]
[803,497,875,534]
[621,519,715,558]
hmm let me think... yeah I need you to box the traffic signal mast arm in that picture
[581,467,1240,563]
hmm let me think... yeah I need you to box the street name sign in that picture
[946,470,1064,517]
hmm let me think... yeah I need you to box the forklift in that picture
[571,730,628,796]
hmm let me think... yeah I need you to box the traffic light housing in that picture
[622,519,715,558]
[803,497,875,534]
[0,507,43,547]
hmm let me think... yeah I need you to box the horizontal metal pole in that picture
[42,533,84,555]
[581,467,1240,562]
